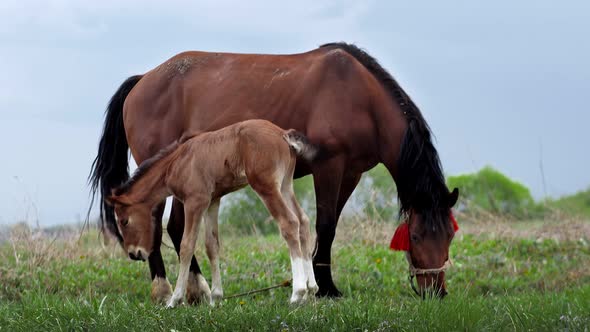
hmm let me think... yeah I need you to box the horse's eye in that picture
[410,233,420,243]
[121,219,129,227]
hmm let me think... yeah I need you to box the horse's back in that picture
[123,47,379,168]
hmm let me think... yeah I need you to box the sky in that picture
[1,0,589,226]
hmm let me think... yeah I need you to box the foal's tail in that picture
[88,75,143,243]
[283,130,319,161]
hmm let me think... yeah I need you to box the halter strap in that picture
[405,252,452,296]
[405,252,453,276]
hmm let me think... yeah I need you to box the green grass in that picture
[0,219,589,331]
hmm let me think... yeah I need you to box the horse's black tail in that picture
[88,75,143,243]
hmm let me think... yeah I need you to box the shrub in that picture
[547,188,590,218]
[447,166,543,218]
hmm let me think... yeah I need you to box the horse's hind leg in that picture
[204,199,223,304]
[167,198,211,305]
[253,183,306,303]
[281,173,318,297]
[149,201,173,304]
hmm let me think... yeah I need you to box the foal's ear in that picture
[448,188,459,208]
[104,195,120,207]
[105,192,130,207]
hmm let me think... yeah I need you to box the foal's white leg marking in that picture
[303,259,319,295]
[282,187,318,297]
[205,200,223,304]
[290,256,308,303]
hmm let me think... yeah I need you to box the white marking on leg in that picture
[304,259,319,295]
[290,256,307,303]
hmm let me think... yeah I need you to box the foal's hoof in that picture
[166,292,183,309]
[211,288,224,305]
[290,287,308,304]
[308,283,320,297]
[186,272,212,305]
[150,277,173,304]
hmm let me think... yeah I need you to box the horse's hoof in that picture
[151,277,173,304]
[314,285,342,298]
[186,272,212,305]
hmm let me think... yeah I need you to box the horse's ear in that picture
[448,188,459,207]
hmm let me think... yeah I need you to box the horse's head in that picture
[105,193,155,261]
[391,188,459,298]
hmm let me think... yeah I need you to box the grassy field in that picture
[0,216,589,331]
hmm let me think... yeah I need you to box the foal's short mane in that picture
[113,141,180,196]
[320,43,450,229]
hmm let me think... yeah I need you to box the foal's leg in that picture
[167,198,210,305]
[281,178,318,297]
[255,185,306,303]
[148,201,173,304]
[204,199,223,304]
[166,198,210,308]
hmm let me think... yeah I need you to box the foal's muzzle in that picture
[128,249,146,261]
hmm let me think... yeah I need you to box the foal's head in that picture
[106,193,155,261]
[104,141,180,260]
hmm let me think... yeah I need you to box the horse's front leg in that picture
[166,198,210,308]
[148,201,173,304]
[205,199,223,304]
[311,157,351,298]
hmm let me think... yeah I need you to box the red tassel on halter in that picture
[390,222,410,251]
[450,211,459,232]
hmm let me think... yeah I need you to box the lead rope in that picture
[222,262,332,299]
[223,279,292,300]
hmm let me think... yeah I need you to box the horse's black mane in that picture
[321,42,450,230]
[113,141,180,197]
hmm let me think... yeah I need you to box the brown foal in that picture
[106,119,318,307]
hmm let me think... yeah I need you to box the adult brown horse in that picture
[89,42,459,301]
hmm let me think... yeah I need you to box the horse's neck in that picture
[374,97,408,183]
